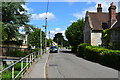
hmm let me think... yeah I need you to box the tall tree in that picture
[28,28,45,48]
[53,33,64,46]
[2,2,30,41]
[65,19,84,51]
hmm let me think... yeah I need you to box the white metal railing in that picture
[0,51,41,80]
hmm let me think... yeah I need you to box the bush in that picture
[29,48,40,53]
[77,43,120,71]
[2,63,26,80]
[77,43,91,57]
[6,50,28,57]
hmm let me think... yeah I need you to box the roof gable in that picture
[87,12,109,30]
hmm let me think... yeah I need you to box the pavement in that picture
[23,49,50,78]
[47,49,119,79]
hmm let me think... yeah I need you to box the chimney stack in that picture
[97,4,102,13]
[108,2,116,26]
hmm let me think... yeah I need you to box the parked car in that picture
[49,46,58,53]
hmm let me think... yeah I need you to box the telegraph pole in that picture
[44,0,49,53]
[40,28,42,56]
[45,17,47,53]
[49,31,50,40]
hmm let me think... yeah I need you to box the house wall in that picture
[91,31,102,46]
[110,29,120,49]
[84,18,91,44]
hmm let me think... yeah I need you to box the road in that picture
[46,49,119,79]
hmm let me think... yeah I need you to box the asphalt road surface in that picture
[46,49,119,79]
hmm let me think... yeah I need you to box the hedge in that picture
[77,43,120,71]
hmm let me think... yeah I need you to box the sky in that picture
[19,1,119,39]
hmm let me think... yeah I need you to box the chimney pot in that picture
[98,4,101,7]
[97,3,102,13]
[108,2,116,26]
[111,2,114,6]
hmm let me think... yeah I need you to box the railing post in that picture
[38,51,39,58]
[21,60,23,78]
[31,53,33,63]
[26,57,28,70]
[36,52,38,58]
[30,55,31,66]
[12,61,14,80]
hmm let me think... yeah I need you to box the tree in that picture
[103,28,111,47]
[63,40,69,47]
[28,28,45,48]
[47,39,53,47]
[65,19,84,52]
[53,33,64,46]
[2,2,30,42]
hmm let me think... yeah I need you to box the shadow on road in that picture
[60,50,73,53]
[60,49,78,56]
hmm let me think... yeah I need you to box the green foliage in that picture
[103,29,111,47]
[65,19,84,52]
[2,68,12,80]
[2,2,30,43]
[47,39,53,47]
[6,50,28,57]
[2,23,7,42]
[77,43,120,70]
[53,33,64,45]
[3,40,23,45]
[2,2,29,25]
[2,63,26,80]
[28,28,45,48]
[63,40,69,47]
[77,43,91,57]
[29,48,40,53]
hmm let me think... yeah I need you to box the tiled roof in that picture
[88,12,109,30]
[111,12,120,29]
[88,12,120,30]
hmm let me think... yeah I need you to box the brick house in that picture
[84,2,120,47]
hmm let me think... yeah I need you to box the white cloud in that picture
[50,31,56,34]
[20,4,33,14]
[21,4,33,12]
[55,28,61,31]
[25,0,119,2]
[19,26,25,34]
[21,4,30,11]
[31,12,55,20]
[49,28,66,39]
[73,13,83,19]
[60,30,65,36]
[73,2,118,19]
[70,20,77,23]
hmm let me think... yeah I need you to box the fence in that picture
[0,51,41,80]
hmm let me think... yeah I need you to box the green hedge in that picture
[2,63,27,80]
[29,48,40,53]
[77,43,120,71]
[6,50,29,57]
[6,48,40,57]
[77,43,91,57]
